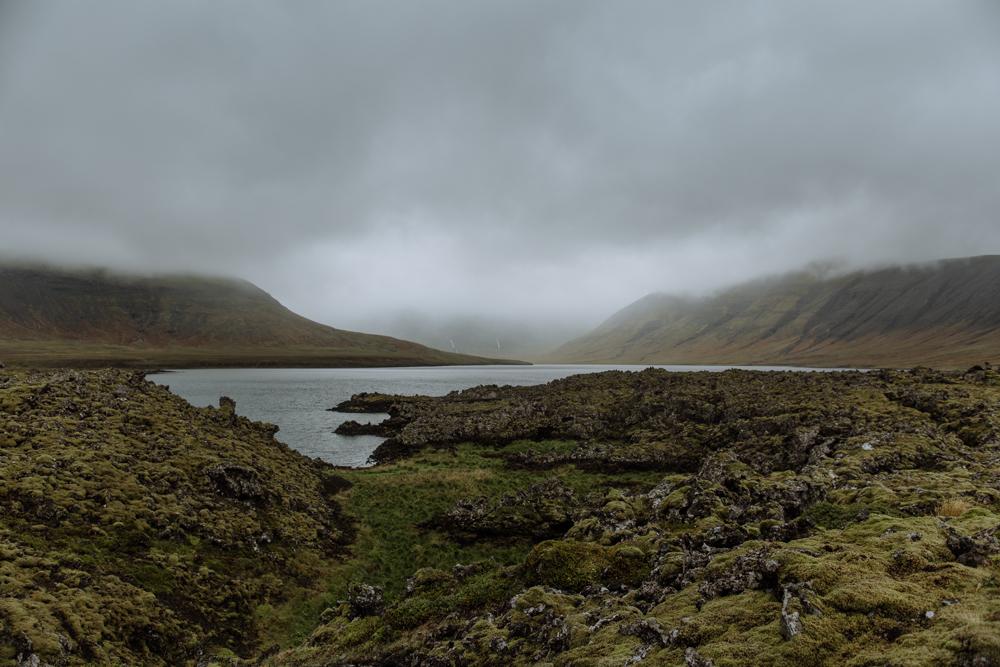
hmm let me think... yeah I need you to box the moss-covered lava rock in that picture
[7,365,1000,665]
[270,366,1000,666]
[0,368,352,666]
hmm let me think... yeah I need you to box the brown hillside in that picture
[0,265,516,367]
[551,256,1000,368]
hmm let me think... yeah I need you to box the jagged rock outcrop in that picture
[271,366,1000,666]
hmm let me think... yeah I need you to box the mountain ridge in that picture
[550,255,1000,368]
[0,264,518,367]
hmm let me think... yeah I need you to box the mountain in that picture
[0,264,516,367]
[551,255,1000,368]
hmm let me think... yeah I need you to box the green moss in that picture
[803,501,898,529]
[10,366,1000,666]
[525,540,649,591]
[0,369,356,666]
[499,439,578,455]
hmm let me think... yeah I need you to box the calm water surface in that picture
[148,364,845,467]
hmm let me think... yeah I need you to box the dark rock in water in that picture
[367,437,411,465]
[205,462,267,502]
[346,583,384,618]
[332,392,404,413]
[334,419,394,437]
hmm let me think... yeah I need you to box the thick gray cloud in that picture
[1,0,998,335]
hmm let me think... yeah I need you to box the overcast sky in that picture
[1,0,999,333]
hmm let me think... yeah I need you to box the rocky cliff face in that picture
[551,255,1000,368]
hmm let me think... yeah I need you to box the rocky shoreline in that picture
[276,367,1000,665]
[3,366,1000,665]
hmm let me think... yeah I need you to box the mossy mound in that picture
[0,368,352,666]
[525,539,649,592]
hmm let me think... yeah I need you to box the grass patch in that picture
[255,443,662,646]
[937,498,975,517]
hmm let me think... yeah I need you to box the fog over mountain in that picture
[1,1,998,341]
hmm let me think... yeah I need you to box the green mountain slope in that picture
[0,265,515,367]
[551,255,1000,368]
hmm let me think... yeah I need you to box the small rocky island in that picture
[3,366,1000,665]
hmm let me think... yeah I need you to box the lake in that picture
[148,364,845,467]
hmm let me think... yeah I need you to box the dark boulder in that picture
[205,462,267,502]
[699,548,780,599]
[433,479,576,540]
[346,583,385,618]
[685,647,715,667]
[620,617,671,647]
[946,527,1000,567]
